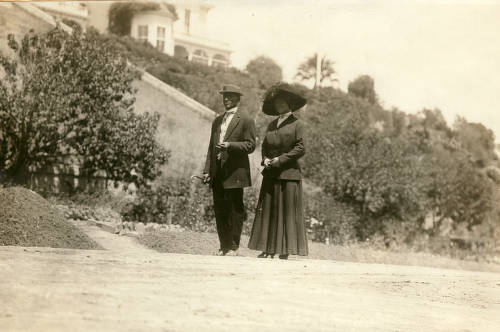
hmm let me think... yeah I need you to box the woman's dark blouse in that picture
[261,114,305,180]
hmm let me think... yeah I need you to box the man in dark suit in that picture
[203,84,256,256]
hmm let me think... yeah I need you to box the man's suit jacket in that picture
[261,114,305,180]
[204,107,256,189]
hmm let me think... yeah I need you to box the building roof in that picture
[159,2,179,20]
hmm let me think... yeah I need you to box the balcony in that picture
[174,31,231,53]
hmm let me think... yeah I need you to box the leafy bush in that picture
[246,55,283,90]
[301,85,498,248]
[121,178,215,232]
[122,177,263,235]
[348,75,378,105]
[422,150,494,232]
[305,193,359,245]
[0,28,169,188]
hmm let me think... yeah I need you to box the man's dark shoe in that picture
[279,254,289,260]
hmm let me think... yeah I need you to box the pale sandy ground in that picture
[1,221,499,332]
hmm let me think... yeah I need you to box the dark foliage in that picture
[246,55,283,90]
[0,28,169,188]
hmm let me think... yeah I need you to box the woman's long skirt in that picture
[248,177,308,256]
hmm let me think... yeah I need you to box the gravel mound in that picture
[0,187,101,249]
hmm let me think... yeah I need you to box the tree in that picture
[245,55,283,90]
[422,149,494,232]
[453,116,497,167]
[348,75,378,104]
[0,28,169,187]
[295,53,337,89]
[302,93,427,239]
[108,2,177,36]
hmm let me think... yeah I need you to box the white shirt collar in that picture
[277,112,292,126]
[225,106,238,114]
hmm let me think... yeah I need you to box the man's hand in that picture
[202,173,211,184]
[215,142,230,151]
[269,157,280,168]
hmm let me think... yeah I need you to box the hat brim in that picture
[262,89,307,116]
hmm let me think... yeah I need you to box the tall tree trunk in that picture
[315,53,321,93]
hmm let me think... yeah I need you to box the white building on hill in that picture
[33,1,232,68]
[171,2,231,67]
[128,3,178,56]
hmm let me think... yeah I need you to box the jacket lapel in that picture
[277,113,296,129]
[214,115,223,144]
[223,109,240,141]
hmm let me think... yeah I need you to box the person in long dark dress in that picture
[248,83,308,260]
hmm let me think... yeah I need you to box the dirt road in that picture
[1,222,499,332]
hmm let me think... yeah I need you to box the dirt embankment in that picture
[0,186,101,249]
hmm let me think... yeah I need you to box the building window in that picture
[184,9,191,34]
[138,25,148,42]
[212,54,228,68]
[156,40,165,52]
[156,26,165,52]
[192,49,208,65]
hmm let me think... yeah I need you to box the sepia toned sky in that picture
[206,0,500,142]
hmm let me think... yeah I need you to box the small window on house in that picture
[192,49,209,65]
[157,26,166,52]
[184,9,191,34]
[212,54,228,68]
[138,25,148,42]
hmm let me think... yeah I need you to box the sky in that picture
[205,0,500,142]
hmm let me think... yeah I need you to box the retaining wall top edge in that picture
[138,69,217,120]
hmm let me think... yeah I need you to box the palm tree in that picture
[295,53,337,90]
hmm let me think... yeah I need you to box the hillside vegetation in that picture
[94,29,500,254]
[41,29,500,258]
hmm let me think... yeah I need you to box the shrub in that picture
[305,193,359,244]
[0,28,169,188]
[122,177,263,235]
[246,55,283,89]
[121,178,215,232]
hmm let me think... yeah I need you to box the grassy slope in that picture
[139,230,499,273]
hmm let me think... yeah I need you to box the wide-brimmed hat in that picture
[262,82,307,116]
[218,84,243,96]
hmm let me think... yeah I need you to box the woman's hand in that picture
[263,158,272,168]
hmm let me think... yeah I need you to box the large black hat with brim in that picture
[218,84,243,96]
[262,82,307,116]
